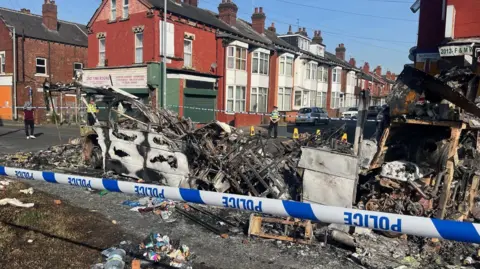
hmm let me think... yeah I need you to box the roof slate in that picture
[0,7,88,47]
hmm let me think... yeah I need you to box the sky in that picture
[2,0,419,73]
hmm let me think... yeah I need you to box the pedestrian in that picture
[23,101,35,139]
[268,105,280,138]
[86,98,99,126]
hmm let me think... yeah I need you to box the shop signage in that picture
[83,68,148,88]
[439,45,474,57]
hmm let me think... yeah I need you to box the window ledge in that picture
[182,66,195,71]
[34,73,49,77]
[119,17,130,22]
[107,19,117,24]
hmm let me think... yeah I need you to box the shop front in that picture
[0,75,13,120]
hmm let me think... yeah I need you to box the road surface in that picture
[0,124,79,154]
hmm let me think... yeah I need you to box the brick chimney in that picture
[20,8,31,14]
[218,0,238,26]
[42,0,58,31]
[349,57,356,68]
[363,62,370,73]
[267,22,276,33]
[287,25,293,34]
[375,65,382,76]
[312,30,323,44]
[335,43,346,61]
[386,70,391,80]
[185,0,198,6]
[251,7,266,34]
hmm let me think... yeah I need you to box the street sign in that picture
[439,45,473,57]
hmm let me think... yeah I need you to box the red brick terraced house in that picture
[413,0,480,75]
[85,0,388,126]
[0,0,88,122]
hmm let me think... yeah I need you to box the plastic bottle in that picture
[104,249,126,269]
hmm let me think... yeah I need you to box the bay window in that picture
[250,87,268,112]
[316,91,327,108]
[331,91,340,109]
[226,85,246,112]
[311,63,317,80]
[306,63,311,79]
[294,90,302,107]
[227,46,247,71]
[252,52,269,75]
[277,87,292,111]
[332,68,341,83]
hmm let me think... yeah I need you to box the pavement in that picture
[0,123,79,154]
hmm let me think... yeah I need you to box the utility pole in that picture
[162,0,167,109]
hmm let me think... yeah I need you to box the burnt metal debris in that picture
[362,65,480,224]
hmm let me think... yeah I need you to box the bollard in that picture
[293,128,299,139]
[250,126,255,136]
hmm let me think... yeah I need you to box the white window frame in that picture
[278,87,292,111]
[35,57,47,75]
[226,85,246,112]
[306,63,311,80]
[99,38,106,67]
[311,63,317,80]
[317,66,328,82]
[110,0,116,20]
[73,62,83,78]
[122,0,129,19]
[250,87,268,112]
[252,52,269,75]
[279,55,293,76]
[316,90,327,108]
[135,33,143,64]
[184,39,192,68]
[226,46,247,71]
[331,91,340,109]
[0,51,5,74]
[332,68,341,83]
[294,89,302,108]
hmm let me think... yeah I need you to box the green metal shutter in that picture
[184,92,216,123]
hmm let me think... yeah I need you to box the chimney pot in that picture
[287,25,293,34]
[251,6,266,34]
[188,0,198,6]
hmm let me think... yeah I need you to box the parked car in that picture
[295,107,330,125]
[341,107,359,119]
[367,106,382,119]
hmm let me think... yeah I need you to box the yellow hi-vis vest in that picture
[271,110,279,120]
[87,103,98,114]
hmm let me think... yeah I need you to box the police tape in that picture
[0,105,378,122]
[0,165,479,243]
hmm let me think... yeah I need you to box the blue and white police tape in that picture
[0,105,378,122]
[0,165,478,243]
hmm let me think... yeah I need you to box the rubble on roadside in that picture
[95,233,194,269]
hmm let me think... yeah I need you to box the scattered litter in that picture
[0,179,12,190]
[54,200,62,205]
[112,220,117,225]
[248,214,313,244]
[27,239,33,243]
[140,233,193,268]
[0,198,34,208]
[19,188,34,195]
[99,190,109,196]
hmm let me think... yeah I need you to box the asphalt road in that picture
[273,119,378,143]
[0,124,79,154]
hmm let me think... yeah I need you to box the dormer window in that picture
[298,37,310,51]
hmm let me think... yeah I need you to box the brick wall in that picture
[0,21,13,74]
[447,0,480,39]
[16,37,87,122]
